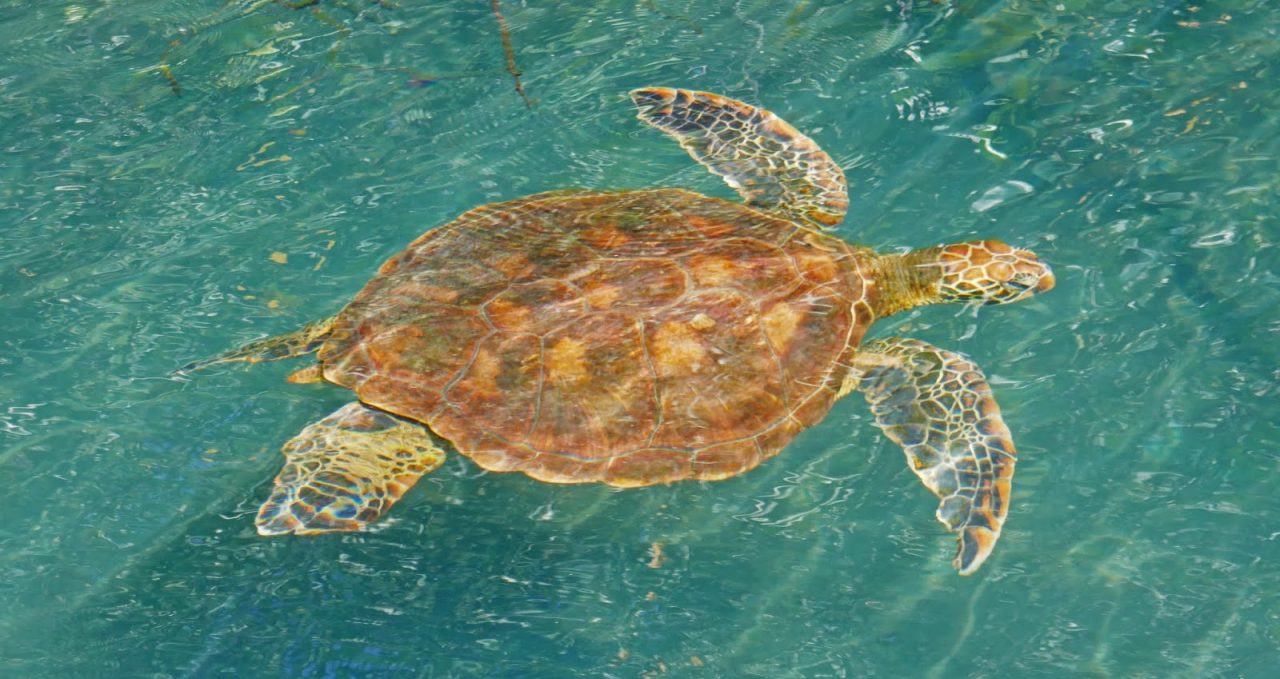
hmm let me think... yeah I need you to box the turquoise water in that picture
[2,0,1278,676]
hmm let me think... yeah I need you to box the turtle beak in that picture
[997,262,1053,304]
[1036,265,1056,293]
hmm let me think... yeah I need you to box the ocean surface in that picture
[2,1,1277,676]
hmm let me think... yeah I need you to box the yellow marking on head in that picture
[546,336,590,386]
[986,261,1013,281]
[761,301,802,351]
[652,321,709,376]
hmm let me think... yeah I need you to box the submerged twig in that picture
[158,47,182,96]
[490,0,533,109]
[152,0,253,96]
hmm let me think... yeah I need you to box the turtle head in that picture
[934,240,1055,305]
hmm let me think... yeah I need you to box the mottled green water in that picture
[2,0,1277,676]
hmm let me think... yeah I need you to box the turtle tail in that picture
[177,316,335,374]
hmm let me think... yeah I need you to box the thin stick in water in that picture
[490,0,533,109]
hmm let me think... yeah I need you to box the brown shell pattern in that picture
[319,189,874,486]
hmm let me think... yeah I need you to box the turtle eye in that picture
[987,274,1034,304]
[994,261,1054,303]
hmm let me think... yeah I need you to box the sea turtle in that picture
[191,88,1054,575]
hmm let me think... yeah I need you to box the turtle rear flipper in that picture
[631,87,848,229]
[178,316,334,373]
[257,401,447,536]
[846,338,1018,575]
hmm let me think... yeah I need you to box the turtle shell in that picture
[318,188,874,486]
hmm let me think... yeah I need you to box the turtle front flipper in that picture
[179,316,334,373]
[630,87,848,229]
[845,338,1018,575]
[256,401,447,535]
